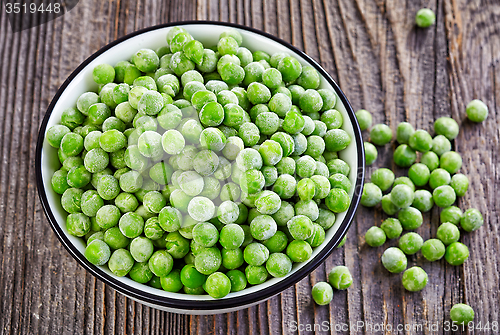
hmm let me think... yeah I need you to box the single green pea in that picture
[311,282,333,305]
[365,226,386,247]
[433,185,456,208]
[460,208,483,232]
[436,222,460,245]
[370,124,392,146]
[108,249,134,277]
[391,184,414,208]
[328,266,353,290]
[398,232,423,255]
[393,144,417,167]
[129,261,154,284]
[429,168,451,189]
[381,194,400,216]
[371,168,395,191]
[466,99,488,122]
[415,8,436,28]
[421,151,440,171]
[93,64,115,85]
[445,242,469,266]
[450,303,475,325]
[380,218,403,239]
[434,117,459,140]
[440,206,463,225]
[396,122,415,144]
[432,135,451,156]
[408,163,430,187]
[402,266,428,292]
[398,207,423,230]
[360,183,382,207]
[381,247,407,273]
[355,109,372,131]
[364,142,378,166]
[409,129,433,152]
[421,239,446,262]
[325,188,351,213]
[412,190,434,212]
[450,173,469,197]
[440,151,462,174]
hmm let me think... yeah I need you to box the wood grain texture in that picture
[0,0,498,334]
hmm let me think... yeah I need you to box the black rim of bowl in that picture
[35,20,365,311]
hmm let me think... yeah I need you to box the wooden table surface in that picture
[1,0,499,334]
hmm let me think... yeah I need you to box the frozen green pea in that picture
[169,51,195,76]
[270,132,295,157]
[292,133,308,155]
[466,99,488,122]
[188,196,215,222]
[371,168,395,191]
[460,208,483,232]
[304,135,325,158]
[66,213,90,237]
[60,132,84,157]
[311,282,333,306]
[391,184,414,208]
[398,207,423,230]
[421,239,446,261]
[85,239,111,266]
[324,129,350,152]
[184,40,204,65]
[364,142,378,166]
[269,93,292,118]
[412,189,434,212]
[119,212,144,238]
[328,266,352,290]
[97,175,120,201]
[158,206,182,232]
[421,151,440,171]
[51,169,70,195]
[84,130,102,151]
[149,250,174,277]
[432,135,451,156]
[409,129,433,152]
[445,242,469,266]
[396,122,415,144]
[266,252,293,278]
[255,190,281,215]
[381,247,407,273]
[236,148,262,172]
[220,182,241,202]
[133,48,159,72]
[119,170,143,193]
[328,173,351,193]
[450,303,475,325]
[299,89,322,113]
[93,64,115,85]
[440,151,462,174]
[129,236,154,263]
[429,168,451,189]
[325,188,350,213]
[80,190,104,217]
[415,8,435,27]
[294,199,319,221]
[321,109,342,130]
[301,115,315,136]
[312,120,327,137]
[441,206,462,225]
[297,66,320,89]
[250,215,277,240]
[355,109,372,131]
[365,226,386,247]
[277,56,302,82]
[296,155,317,178]
[398,232,423,255]
[393,144,417,167]
[408,163,430,187]
[381,194,400,216]
[46,125,71,148]
[247,82,271,105]
[317,89,336,111]
[370,124,392,146]
[261,166,278,187]
[108,249,134,277]
[450,174,469,197]
[143,191,166,213]
[310,175,330,199]
[381,218,403,239]
[433,185,456,208]
[360,183,382,207]
[402,266,428,292]
[436,222,460,245]
[66,165,91,188]
[434,117,459,140]
[286,240,312,262]
[259,140,283,166]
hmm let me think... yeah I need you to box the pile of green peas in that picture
[46,27,355,299]
[355,108,484,297]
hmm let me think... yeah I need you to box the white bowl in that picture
[36,21,364,315]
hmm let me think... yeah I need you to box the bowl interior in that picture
[39,23,362,306]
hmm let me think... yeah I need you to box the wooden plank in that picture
[0,1,499,334]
